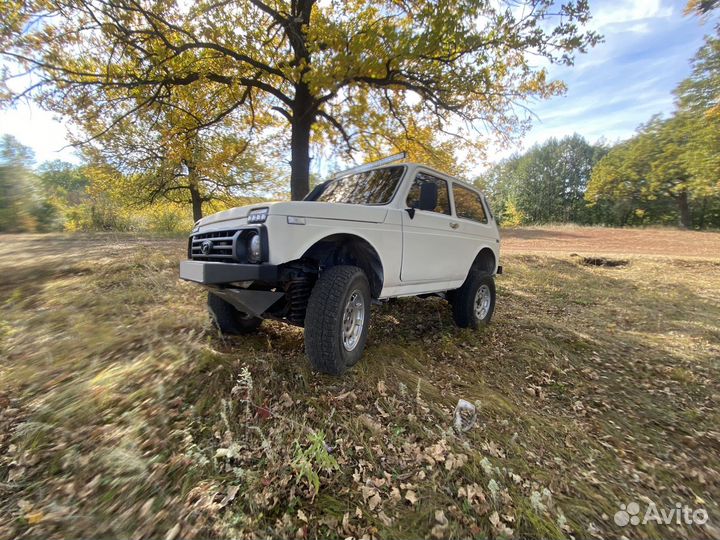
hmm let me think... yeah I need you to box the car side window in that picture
[406,173,451,215]
[453,184,488,224]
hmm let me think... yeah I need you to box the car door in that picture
[450,182,497,270]
[400,171,468,283]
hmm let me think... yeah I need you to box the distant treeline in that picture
[0,133,278,234]
[478,30,720,230]
[0,135,192,233]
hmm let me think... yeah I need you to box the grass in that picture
[0,233,719,539]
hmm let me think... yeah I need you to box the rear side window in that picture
[453,184,488,223]
[406,173,451,215]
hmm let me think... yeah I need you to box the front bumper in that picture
[179,260,279,284]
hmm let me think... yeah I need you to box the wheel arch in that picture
[470,246,497,275]
[300,233,385,298]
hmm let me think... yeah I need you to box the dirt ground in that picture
[501,226,720,258]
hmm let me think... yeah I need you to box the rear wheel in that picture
[304,265,371,375]
[450,272,496,329]
[207,292,262,335]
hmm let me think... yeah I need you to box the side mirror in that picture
[417,182,438,211]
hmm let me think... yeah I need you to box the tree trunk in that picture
[188,166,203,222]
[189,185,203,222]
[290,84,314,201]
[676,190,691,229]
[699,197,707,229]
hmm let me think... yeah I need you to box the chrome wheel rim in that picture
[342,290,365,351]
[474,284,491,320]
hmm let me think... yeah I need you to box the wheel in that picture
[304,265,371,375]
[450,272,496,329]
[207,292,262,335]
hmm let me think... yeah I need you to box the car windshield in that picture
[305,166,404,205]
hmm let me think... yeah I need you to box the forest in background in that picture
[479,28,720,229]
[0,1,717,233]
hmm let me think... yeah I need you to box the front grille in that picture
[188,226,268,264]
[190,229,239,261]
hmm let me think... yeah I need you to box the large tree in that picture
[1,0,600,200]
[585,137,650,226]
[587,29,720,229]
[76,85,283,221]
[675,28,720,119]
[675,29,720,226]
[587,114,717,228]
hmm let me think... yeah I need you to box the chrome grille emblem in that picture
[200,240,214,255]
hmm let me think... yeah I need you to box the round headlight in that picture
[247,233,262,263]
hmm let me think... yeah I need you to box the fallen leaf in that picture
[165,523,181,540]
[279,393,294,408]
[220,485,240,507]
[405,490,418,505]
[431,524,448,539]
[140,498,155,517]
[359,414,382,434]
[26,511,44,525]
[256,405,272,420]
[378,511,393,526]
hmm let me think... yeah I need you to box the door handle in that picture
[449,222,459,229]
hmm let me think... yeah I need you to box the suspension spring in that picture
[287,274,312,325]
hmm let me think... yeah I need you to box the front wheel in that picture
[450,272,496,329]
[304,265,371,375]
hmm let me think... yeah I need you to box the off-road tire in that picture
[207,292,262,335]
[304,265,371,375]
[450,272,496,329]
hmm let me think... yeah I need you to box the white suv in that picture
[180,155,502,374]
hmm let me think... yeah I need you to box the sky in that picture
[0,0,715,166]
[502,0,713,156]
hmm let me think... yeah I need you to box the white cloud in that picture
[0,103,78,164]
[590,0,674,30]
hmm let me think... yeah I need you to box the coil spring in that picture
[287,275,312,325]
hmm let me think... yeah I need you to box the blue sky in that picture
[0,0,715,166]
[509,0,714,154]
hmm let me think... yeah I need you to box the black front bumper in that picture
[179,260,279,284]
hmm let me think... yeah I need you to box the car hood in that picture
[197,201,389,227]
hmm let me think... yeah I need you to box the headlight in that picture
[247,207,269,223]
[247,233,262,263]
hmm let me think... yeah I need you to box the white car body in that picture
[182,163,501,299]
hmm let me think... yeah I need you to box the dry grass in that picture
[1,231,719,539]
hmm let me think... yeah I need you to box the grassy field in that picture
[1,228,719,539]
